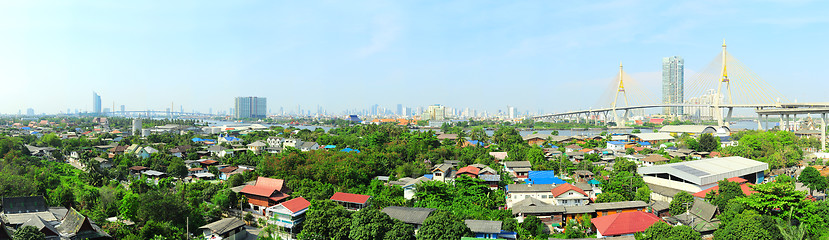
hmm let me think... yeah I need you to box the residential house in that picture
[464,220,502,239]
[107,145,128,157]
[283,138,301,148]
[572,170,594,182]
[266,197,311,234]
[247,141,267,153]
[20,215,60,240]
[94,157,113,169]
[564,144,582,153]
[489,152,508,161]
[207,145,228,157]
[199,159,219,168]
[388,177,429,199]
[523,133,552,146]
[505,184,558,208]
[329,192,371,211]
[719,136,738,148]
[136,146,158,159]
[591,211,662,238]
[456,166,480,179]
[549,183,589,206]
[381,206,436,232]
[192,172,216,180]
[592,201,648,217]
[128,166,149,175]
[510,197,566,228]
[432,164,456,182]
[199,218,248,240]
[55,207,111,239]
[675,198,720,234]
[240,177,291,214]
[503,161,532,179]
[629,133,675,146]
[436,134,458,141]
[606,141,628,152]
[640,154,668,166]
[218,166,240,180]
[266,137,284,148]
[297,141,320,152]
[217,134,243,144]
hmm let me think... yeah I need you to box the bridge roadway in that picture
[532,102,829,120]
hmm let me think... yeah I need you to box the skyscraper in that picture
[396,104,402,115]
[662,56,684,115]
[234,97,267,119]
[92,92,102,115]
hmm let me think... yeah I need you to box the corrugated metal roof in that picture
[638,156,768,186]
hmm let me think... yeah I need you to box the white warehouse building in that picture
[637,156,768,193]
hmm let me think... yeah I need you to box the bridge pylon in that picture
[611,62,630,127]
[714,40,733,127]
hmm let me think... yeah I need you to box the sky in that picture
[1,0,827,115]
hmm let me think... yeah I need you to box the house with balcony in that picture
[267,197,310,235]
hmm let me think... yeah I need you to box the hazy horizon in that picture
[1,1,827,115]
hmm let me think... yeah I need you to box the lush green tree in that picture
[135,190,190,224]
[298,200,353,240]
[166,159,187,179]
[613,158,637,173]
[737,181,807,215]
[685,138,700,152]
[601,171,645,200]
[798,166,824,196]
[707,179,746,211]
[520,215,544,237]
[713,210,771,240]
[349,209,395,240]
[384,220,416,240]
[416,211,472,240]
[228,173,246,187]
[636,221,672,240]
[632,129,642,134]
[13,225,45,240]
[635,186,652,203]
[699,133,720,152]
[563,219,586,239]
[669,191,694,215]
[776,219,806,240]
[211,189,237,209]
[596,192,627,203]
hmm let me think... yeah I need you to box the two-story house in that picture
[550,183,589,206]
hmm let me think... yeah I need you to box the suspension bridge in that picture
[532,41,829,150]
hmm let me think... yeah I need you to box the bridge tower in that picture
[611,62,630,127]
[714,40,733,127]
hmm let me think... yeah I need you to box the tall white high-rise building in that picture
[132,118,142,135]
[507,106,517,119]
[662,56,684,115]
[234,97,267,119]
[92,92,102,115]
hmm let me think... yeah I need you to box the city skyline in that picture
[1,1,827,115]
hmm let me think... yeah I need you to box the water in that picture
[203,119,771,137]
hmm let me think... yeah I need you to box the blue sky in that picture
[1,0,827,115]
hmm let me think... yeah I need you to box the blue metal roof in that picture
[526,171,566,184]
[340,148,361,153]
[423,174,433,179]
[607,141,627,145]
[638,142,651,146]
[324,145,336,149]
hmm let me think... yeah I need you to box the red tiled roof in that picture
[255,177,286,192]
[728,177,748,184]
[330,192,372,204]
[188,168,204,171]
[269,192,290,202]
[200,160,218,165]
[579,148,595,153]
[591,211,662,236]
[280,197,310,213]
[693,183,756,198]
[240,185,275,197]
[219,166,238,173]
[550,183,588,197]
[457,166,480,176]
[129,166,148,171]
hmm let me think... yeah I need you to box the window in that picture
[562,200,568,204]
[617,210,623,213]
[541,195,547,199]
[434,172,442,176]
[569,192,573,195]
